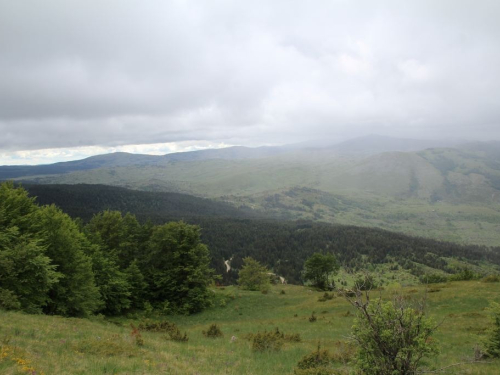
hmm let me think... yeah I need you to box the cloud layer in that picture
[1,0,500,161]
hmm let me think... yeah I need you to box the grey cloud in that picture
[1,0,500,152]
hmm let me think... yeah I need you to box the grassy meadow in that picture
[1,280,499,374]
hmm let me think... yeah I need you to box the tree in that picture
[35,205,101,316]
[303,252,339,290]
[84,244,132,315]
[85,210,141,268]
[0,239,60,313]
[345,291,439,375]
[144,221,216,314]
[0,182,99,316]
[484,301,500,358]
[238,257,270,291]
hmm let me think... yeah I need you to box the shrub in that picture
[294,343,352,375]
[295,344,331,371]
[419,273,448,284]
[482,274,500,283]
[247,328,300,352]
[484,302,500,358]
[318,292,334,302]
[449,267,479,281]
[309,311,317,322]
[138,319,188,342]
[353,275,377,291]
[167,327,189,342]
[349,296,439,375]
[202,324,223,338]
[251,331,283,352]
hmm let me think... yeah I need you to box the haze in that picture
[1,0,500,165]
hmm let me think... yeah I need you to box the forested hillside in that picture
[24,183,258,221]
[20,183,500,285]
[7,138,500,246]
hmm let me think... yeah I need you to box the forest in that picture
[0,182,216,316]
[22,183,500,285]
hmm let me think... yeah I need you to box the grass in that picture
[1,281,499,374]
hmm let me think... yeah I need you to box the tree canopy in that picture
[238,257,271,291]
[0,182,217,316]
[303,252,339,290]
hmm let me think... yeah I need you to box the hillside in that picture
[21,183,500,285]
[3,137,500,246]
[24,183,259,222]
[1,282,499,375]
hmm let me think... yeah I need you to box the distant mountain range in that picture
[0,134,466,179]
[3,135,500,246]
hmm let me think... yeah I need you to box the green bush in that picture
[350,297,439,375]
[484,302,500,358]
[251,331,283,352]
[309,311,317,322]
[138,319,188,342]
[318,292,334,302]
[294,343,352,375]
[449,268,479,281]
[296,345,331,370]
[419,273,448,284]
[353,275,377,291]
[482,274,500,283]
[202,324,224,338]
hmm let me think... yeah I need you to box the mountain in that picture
[327,134,464,155]
[4,136,500,246]
[0,135,463,180]
[0,146,289,180]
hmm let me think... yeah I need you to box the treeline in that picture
[23,183,500,285]
[199,218,500,284]
[0,182,216,316]
[23,183,259,221]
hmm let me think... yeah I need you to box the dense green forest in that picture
[0,182,216,316]
[22,183,500,285]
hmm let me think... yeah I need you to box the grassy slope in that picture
[1,281,499,374]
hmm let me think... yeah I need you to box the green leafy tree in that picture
[347,293,439,375]
[124,260,148,310]
[0,183,60,313]
[484,301,500,358]
[238,257,271,291]
[85,210,141,267]
[85,244,132,315]
[303,253,339,290]
[35,205,101,316]
[145,221,216,314]
[0,239,60,313]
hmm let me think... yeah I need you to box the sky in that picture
[1,0,500,165]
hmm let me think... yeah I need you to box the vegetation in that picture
[484,302,500,358]
[0,282,499,374]
[346,294,439,374]
[0,182,217,317]
[17,184,500,286]
[202,323,224,338]
[238,257,271,291]
[10,140,500,248]
[303,253,339,290]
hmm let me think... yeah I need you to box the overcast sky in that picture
[1,0,500,165]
